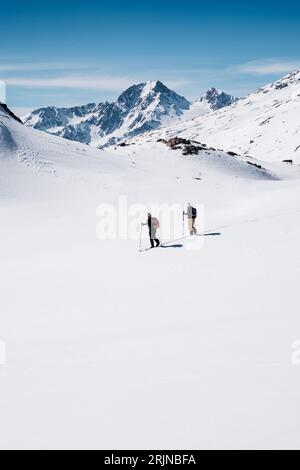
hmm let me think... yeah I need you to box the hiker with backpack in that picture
[142,213,160,248]
[184,203,197,236]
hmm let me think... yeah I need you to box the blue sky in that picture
[1,0,300,115]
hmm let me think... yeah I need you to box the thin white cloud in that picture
[0,62,92,72]
[5,76,138,91]
[231,60,300,75]
[4,75,193,94]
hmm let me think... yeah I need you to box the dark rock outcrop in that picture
[227,151,239,157]
[158,136,214,156]
[247,161,263,169]
[166,137,191,148]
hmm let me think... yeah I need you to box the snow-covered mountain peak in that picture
[3,70,300,453]
[23,81,191,147]
[252,70,300,97]
[271,69,300,86]
[197,87,238,110]
[23,80,237,147]
[274,69,300,84]
[1,95,279,185]
[137,80,174,96]
[117,80,190,110]
[141,79,165,94]
[140,70,300,163]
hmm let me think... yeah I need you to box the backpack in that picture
[152,217,160,229]
[192,207,197,218]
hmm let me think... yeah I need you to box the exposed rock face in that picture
[0,103,23,124]
[197,88,237,111]
[158,136,213,156]
[23,82,238,147]
[166,137,191,148]
[23,81,191,147]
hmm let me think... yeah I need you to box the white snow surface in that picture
[128,71,300,164]
[1,104,300,449]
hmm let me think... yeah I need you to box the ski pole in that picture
[139,223,143,251]
[182,210,185,237]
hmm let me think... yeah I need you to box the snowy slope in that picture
[23,82,236,148]
[0,103,132,183]
[137,71,300,163]
[1,102,300,449]
[1,102,273,183]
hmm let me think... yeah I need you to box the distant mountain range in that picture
[6,71,300,163]
[1,94,272,183]
[23,81,237,147]
[132,71,300,163]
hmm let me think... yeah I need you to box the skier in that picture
[184,203,197,236]
[143,213,160,248]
